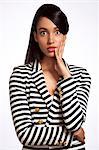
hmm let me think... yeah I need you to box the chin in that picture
[48,53,55,57]
[43,52,55,58]
[48,55,55,58]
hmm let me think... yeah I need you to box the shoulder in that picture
[63,58,90,77]
[68,64,87,73]
[68,64,91,80]
[13,63,32,72]
[11,63,33,74]
[9,63,33,82]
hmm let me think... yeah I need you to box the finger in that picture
[55,48,60,60]
[55,48,58,60]
[59,42,64,59]
[59,42,62,58]
[74,135,85,144]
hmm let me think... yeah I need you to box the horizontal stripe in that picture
[9,59,91,149]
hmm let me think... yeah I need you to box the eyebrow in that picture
[38,28,47,31]
[38,27,59,31]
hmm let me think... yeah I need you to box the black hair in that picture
[25,4,69,64]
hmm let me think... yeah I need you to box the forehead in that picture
[36,17,58,30]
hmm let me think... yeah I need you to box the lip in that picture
[47,47,56,52]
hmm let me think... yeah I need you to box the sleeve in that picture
[9,67,71,146]
[57,68,91,132]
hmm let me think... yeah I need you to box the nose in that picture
[47,33,54,44]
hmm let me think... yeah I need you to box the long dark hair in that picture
[25,4,69,64]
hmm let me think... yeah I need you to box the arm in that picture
[9,67,71,146]
[57,68,91,131]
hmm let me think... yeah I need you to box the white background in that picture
[0,0,99,150]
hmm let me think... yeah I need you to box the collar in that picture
[30,58,67,72]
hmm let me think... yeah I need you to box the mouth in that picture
[47,47,56,52]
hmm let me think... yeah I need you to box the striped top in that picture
[9,59,91,150]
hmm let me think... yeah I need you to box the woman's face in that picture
[34,17,66,58]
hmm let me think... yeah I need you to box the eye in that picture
[40,31,47,36]
[55,30,61,35]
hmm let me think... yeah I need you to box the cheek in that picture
[55,37,64,46]
[37,38,46,48]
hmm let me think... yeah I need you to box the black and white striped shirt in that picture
[9,59,91,150]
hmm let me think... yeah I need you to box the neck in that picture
[40,56,56,71]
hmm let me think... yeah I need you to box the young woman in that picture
[9,4,91,150]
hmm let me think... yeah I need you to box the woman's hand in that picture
[54,42,71,79]
[73,128,85,143]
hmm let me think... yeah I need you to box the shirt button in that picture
[59,92,62,97]
[63,141,68,146]
[59,140,63,145]
[58,87,61,92]
[58,87,63,97]
[37,120,43,124]
[35,107,40,112]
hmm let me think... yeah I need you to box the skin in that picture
[34,17,85,143]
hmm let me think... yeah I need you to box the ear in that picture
[33,31,38,42]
